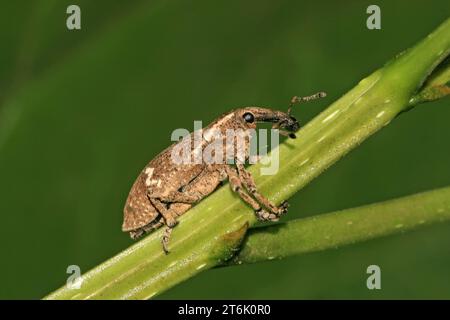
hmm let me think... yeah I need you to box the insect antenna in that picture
[287,91,327,115]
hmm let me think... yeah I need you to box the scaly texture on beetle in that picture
[123,92,326,253]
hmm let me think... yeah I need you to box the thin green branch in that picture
[226,186,450,265]
[45,18,450,300]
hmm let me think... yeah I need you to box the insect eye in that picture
[243,112,255,123]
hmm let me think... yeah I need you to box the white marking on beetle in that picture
[322,110,340,123]
[144,167,155,186]
[376,111,386,118]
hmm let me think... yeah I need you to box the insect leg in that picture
[180,166,226,196]
[147,167,227,253]
[236,163,288,218]
[154,191,203,204]
[129,216,165,239]
[162,227,172,254]
[225,165,277,221]
[153,167,225,205]
[150,198,178,227]
[148,198,178,253]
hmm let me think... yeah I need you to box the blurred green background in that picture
[1,0,450,299]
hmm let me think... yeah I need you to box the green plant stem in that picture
[44,18,450,300]
[226,186,450,265]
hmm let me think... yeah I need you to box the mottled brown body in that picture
[123,93,326,253]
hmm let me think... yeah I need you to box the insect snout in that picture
[277,115,299,132]
[272,114,300,138]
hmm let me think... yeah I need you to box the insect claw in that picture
[255,208,281,222]
[165,216,178,228]
[162,227,173,254]
[280,200,289,213]
[163,244,170,255]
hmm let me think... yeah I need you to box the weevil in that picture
[122,92,326,253]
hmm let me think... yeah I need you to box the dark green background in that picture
[1,0,449,299]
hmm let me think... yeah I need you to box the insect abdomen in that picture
[122,174,159,232]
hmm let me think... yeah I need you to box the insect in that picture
[122,92,326,253]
